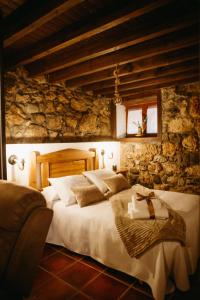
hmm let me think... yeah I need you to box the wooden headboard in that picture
[29,148,98,190]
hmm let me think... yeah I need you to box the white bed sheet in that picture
[47,188,200,300]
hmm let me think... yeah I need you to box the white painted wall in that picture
[6,142,120,186]
[116,104,126,138]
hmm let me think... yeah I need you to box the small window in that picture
[146,105,157,134]
[127,108,142,134]
[126,98,160,138]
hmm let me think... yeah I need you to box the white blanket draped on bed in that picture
[47,187,200,300]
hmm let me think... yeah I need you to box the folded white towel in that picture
[129,191,169,220]
[154,207,169,219]
[132,192,162,209]
[132,193,147,210]
[128,202,149,219]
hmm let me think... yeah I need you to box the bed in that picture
[29,148,200,300]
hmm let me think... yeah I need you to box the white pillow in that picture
[41,186,60,208]
[83,169,116,194]
[48,175,91,206]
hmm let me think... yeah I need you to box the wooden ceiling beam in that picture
[123,96,158,107]
[5,0,174,66]
[48,25,198,82]
[120,76,198,98]
[24,9,197,75]
[3,0,82,47]
[64,45,199,87]
[98,70,198,96]
[106,74,198,98]
[81,59,198,91]
[122,90,159,103]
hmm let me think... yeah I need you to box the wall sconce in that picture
[101,149,105,169]
[8,155,25,171]
[107,151,117,171]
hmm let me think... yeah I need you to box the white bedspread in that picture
[47,188,200,300]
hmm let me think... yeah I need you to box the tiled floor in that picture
[26,243,200,300]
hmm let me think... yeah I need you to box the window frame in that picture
[123,92,161,142]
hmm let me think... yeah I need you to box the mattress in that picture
[46,187,200,300]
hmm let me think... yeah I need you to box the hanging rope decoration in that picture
[113,65,122,105]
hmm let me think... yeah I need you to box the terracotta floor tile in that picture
[61,247,84,260]
[29,248,200,300]
[49,243,64,251]
[41,244,56,260]
[82,273,127,300]
[40,252,75,274]
[121,287,153,300]
[59,261,99,289]
[31,267,54,291]
[33,277,76,300]
[82,256,107,271]
[132,279,152,296]
[71,292,91,300]
[105,268,136,286]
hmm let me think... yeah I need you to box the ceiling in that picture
[1,0,199,102]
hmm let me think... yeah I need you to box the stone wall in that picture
[5,68,112,143]
[121,82,200,195]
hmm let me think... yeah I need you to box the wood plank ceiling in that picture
[1,0,199,102]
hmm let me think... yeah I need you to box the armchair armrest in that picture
[4,207,53,296]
